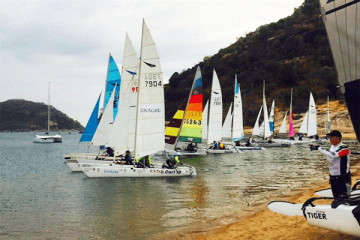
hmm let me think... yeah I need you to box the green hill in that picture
[164,0,341,126]
[0,99,84,132]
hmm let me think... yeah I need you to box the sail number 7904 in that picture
[144,74,162,87]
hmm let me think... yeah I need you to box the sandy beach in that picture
[155,164,360,240]
[154,130,359,240]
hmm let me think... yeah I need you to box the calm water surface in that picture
[1,132,359,239]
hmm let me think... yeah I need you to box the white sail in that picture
[269,99,275,135]
[106,34,139,155]
[307,92,317,137]
[262,81,271,139]
[279,111,288,134]
[252,106,263,136]
[298,111,308,134]
[202,100,209,142]
[232,76,244,141]
[207,69,223,144]
[92,86,116,146]
[222,103,232,139]
[134,20,165,159]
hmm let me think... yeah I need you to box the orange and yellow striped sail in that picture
[178,66,203,143]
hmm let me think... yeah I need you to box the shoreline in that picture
[155,157,360,240]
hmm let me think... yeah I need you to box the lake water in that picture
[1,132,359,239]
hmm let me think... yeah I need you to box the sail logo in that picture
[139,104,163,115]
[306,211,327,220]
[144,61,156,68]
[140,108,161,113]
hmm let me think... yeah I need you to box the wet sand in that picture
[155,151,360,240]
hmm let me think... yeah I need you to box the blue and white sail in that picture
[106,34,139,156]
[269,99,275,135]
[92,86,116,147]
[80,94,101,142]
[320,0,360,142]
[232,76,244,141]
[104,55,121,120]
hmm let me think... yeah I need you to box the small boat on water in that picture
[33,82,62,143]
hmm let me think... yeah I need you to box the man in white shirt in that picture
[310,130,351,203]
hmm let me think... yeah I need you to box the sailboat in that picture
[206,69,234,153]
[33,82,62,143]
[82,20,196,177]
[163,66,207,156]
[256,81,289,148]
[268,1,360,238]
[64,54,123,170]
[231,76,262,151]
[221,103,232,140]
[201,100,209,144]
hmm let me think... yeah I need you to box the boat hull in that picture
[304,204,360,237]
[234,146,263,151]
[82,164,196,178]
[33,134,62,143]
[206,149,234,154]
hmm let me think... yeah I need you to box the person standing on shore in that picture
[309,130,351,205]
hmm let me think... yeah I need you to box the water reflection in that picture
[0,133,359,239]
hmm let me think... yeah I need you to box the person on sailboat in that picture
[212,141,218,149]
[309,130,351,207]
[164,154,182,169]
[135,155,152,168]
[104,147,114,157]
[186,141,196,152]
[245,137,252,147]
[124,150,133,165]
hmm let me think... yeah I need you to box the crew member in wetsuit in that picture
[309,130,351,207]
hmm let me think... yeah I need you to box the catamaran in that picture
[81,20,196,177]
[206,69,234,153]
[64,53,122,171]
[163,66,207,156]
[33,82,62,143]
[252,81,289,148]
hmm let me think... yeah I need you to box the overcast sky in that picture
[1,0,304,126]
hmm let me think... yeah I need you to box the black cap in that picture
[329,130,342,138]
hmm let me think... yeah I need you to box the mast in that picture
[289,88,295,137]
[133,20,144,159]
[47,81,50,133]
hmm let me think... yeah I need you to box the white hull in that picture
[234,146,264,151]
[273,138,310,145]
[206,148,235,154]
[66,159,119,172]
[304,204,360,237]
[33,134,62,143]
[256,142,290,148]
[81,164,196,178]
